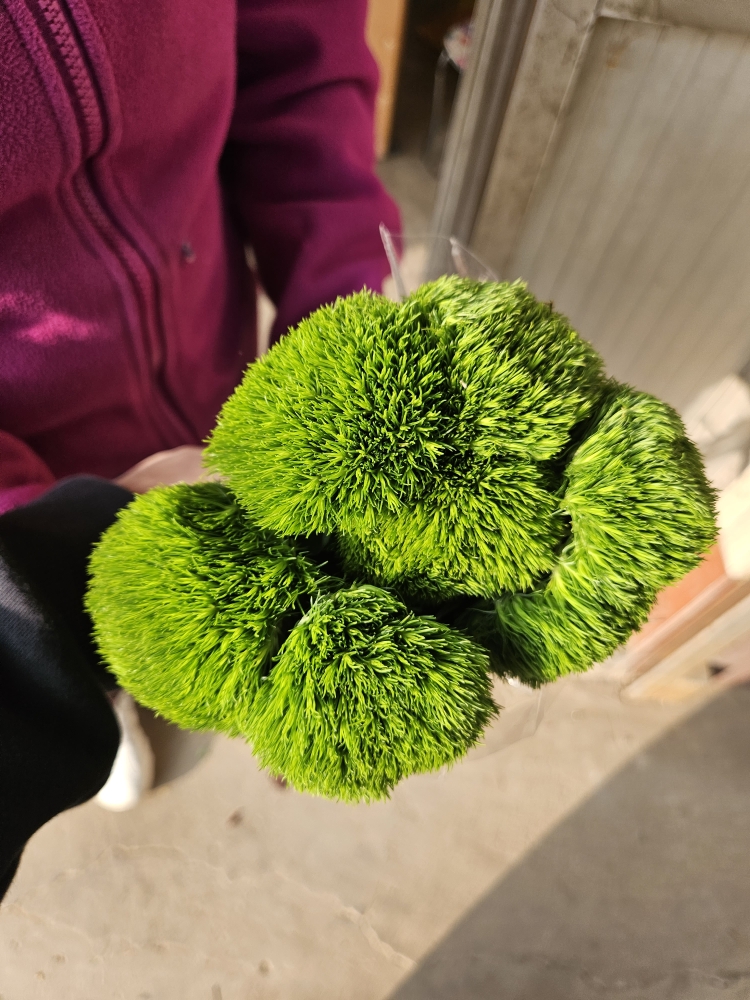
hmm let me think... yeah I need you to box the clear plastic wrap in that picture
[380,225,497,299]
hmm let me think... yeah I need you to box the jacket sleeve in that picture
[0,476,132,900]
[221,0,401,343]
[0,430,56,514]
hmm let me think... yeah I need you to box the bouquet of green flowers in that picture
[87,277,715,801]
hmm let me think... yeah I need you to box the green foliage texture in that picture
[207,279,607,599]
[248,586,496,801]
[88,276,717,800]
[463,385,717,685]
[87,482,331,734]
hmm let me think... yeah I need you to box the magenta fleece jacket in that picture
[0,0,400,513]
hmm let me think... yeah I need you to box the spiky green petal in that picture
[248,586,496,801]
[86,482,331,734]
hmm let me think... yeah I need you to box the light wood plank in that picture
[624,591,750,701]
[366,0,408,159]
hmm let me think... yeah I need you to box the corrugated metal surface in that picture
[508,16,750,411]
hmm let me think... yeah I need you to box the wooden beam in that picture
[366,0,409,159]
[623,591,750,701]
[619,547,750,686]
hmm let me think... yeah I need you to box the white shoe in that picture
[96,691,155,811]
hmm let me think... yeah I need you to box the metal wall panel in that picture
[508,17,750,411]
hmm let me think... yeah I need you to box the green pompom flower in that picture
[87,482,331,734]
[208,277,606,599]
[248,585,497,801]
[466,386,717,686]
[86,277,717,802]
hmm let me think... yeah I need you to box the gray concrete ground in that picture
[2,670,749,1000]
[2,157,749,999]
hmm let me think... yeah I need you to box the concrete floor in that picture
[377,154,436,235]
[3,157,750,998]
[2,670,749,1000]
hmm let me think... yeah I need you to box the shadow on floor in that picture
[135,704,214,789]
[390,685,750,1000]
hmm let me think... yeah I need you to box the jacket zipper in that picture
[29,0,196,448]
